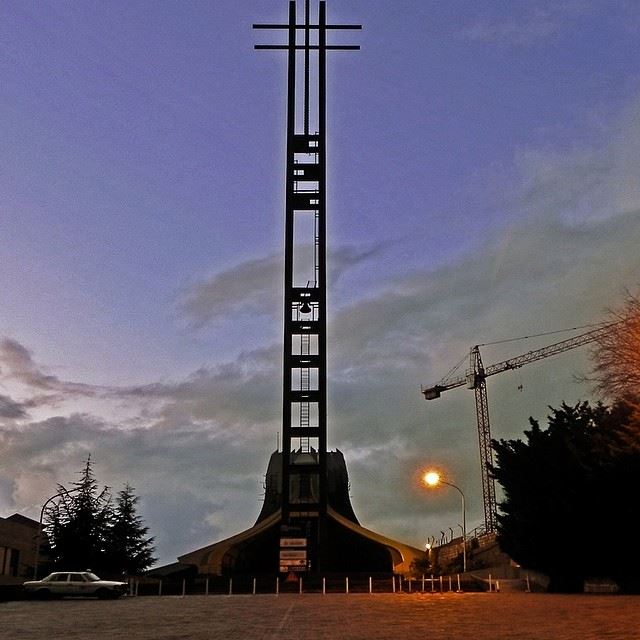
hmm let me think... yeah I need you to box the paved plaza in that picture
[2,592,640,640]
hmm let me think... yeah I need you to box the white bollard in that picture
[526,574,531,593]
[299,577,303,595]
[421,574,425,592]
[488,574,492,592]
[457,574,461,592]
[228,578,233,596]
[392,576,396,593]
[181,579,186,598]
[158,580,162,596]
[448,575,452,592]
[345,577,349,594]
[276,577,279,596]
[431,574,435,593]
[322,577,326,595]
[439,575,443,592]
[205,578,209,596]
[369,576,372,594]
[253,578,256,595]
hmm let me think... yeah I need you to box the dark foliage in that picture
[45,457,155,577]
[106,484,156,576]
[45,456,112,573]
[491,400,640,592]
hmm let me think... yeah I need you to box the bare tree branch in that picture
[590,291,640,408]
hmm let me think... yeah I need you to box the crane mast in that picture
[422,323,615,533]
[469,346,497,532]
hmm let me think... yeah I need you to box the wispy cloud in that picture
[0,394,29,419]
[514,101,640,223]
[460,9,561,47]
[0,338,107,397]
[180,243,388,328]
[458,1,603,47]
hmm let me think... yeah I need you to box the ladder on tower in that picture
[299,333,311,453]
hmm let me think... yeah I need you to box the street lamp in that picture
[423,470,467,573]
[33,487,81,580]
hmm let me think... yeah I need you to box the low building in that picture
[0,513,44,584]
[175,451,425,577]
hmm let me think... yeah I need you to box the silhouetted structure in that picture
[0,514,46,584]
[178,0,422,577]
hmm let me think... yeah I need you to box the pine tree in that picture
[45,455,112,573]
[107,484,156,576]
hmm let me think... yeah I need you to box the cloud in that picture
[123,345,282,434]
[460,9,561,47]
[0,333,281,432]
[0,394,29,419]
[459,2,601,47]
[514,104,640,224]
[0,412,274,563]
[180,243,387,328]
[0,338,106,397]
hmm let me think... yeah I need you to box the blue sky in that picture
[1,0,639,565]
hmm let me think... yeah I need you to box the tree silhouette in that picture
[107,484,156,576]
[45,457,155,576]
[46,456,112,573]
[491,401,640,592]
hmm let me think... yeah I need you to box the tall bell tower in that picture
[178,1,424,578]
[255,1,360,571]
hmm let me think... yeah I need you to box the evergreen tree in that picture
[44,457,156,576]
[491,401,640,592]
[45,455,112,573]
[106,484,156,576]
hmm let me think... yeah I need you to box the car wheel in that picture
[35,589,51,600]
[96,588,116,599]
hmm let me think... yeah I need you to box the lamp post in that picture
[33,487,80,580]
[423,471,467,573]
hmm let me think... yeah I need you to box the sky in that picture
[1,0,639,566]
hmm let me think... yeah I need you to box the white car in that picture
[23,571,128,599]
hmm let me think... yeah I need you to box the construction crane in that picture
[422,322,616,533]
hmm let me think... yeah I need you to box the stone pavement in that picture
[2,592,640,640]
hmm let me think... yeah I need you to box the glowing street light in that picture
[422,470,467,573]
[424,471,440,487]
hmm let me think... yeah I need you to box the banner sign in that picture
[280,549,307,561]
[280,538,307,548]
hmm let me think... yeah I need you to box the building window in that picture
[0,546,20,577]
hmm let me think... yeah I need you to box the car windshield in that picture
[85,573,101,582]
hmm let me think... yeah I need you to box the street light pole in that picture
[423,471,467,573]
[33,487,81,580]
